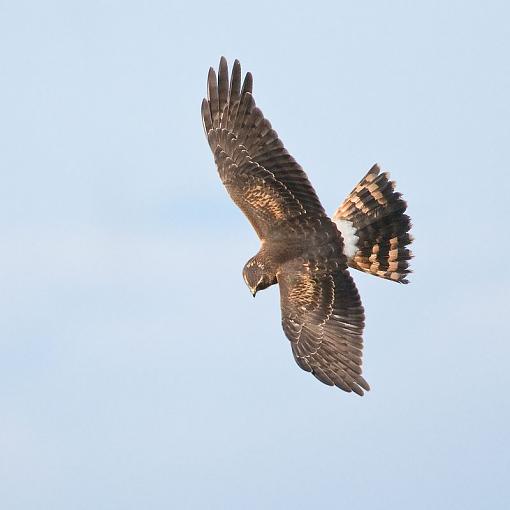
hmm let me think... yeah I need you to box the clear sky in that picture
[1,1,509,509]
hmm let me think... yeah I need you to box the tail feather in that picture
[333,164,413,283]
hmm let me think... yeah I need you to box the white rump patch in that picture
[333,219,359,260]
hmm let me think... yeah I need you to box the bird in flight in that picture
[201,58,412,395]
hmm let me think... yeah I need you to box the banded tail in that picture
[333,164,413,283]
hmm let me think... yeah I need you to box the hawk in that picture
[201,58,412,395]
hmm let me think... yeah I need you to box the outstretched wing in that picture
[278,260,369,395]
[201,57,325,239]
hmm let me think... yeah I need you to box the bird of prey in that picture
[201,58,412,395]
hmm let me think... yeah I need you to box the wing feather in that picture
[278,260,369,395]
[202,57,325,239]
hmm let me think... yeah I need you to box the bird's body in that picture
[258,216,344,271]
[244,215,345,294]
[202,58,412,395]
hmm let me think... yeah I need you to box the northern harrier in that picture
[201,58,412,395]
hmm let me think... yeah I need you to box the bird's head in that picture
[242,257,273,297]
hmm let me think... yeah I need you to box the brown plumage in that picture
[334,164,413,283]
[201,57,413,395]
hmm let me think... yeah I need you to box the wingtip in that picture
[352,375,370,395]
[207,67,216,90]
[241,71,253,95]
[219,56,228,73]
[201,97,212,134]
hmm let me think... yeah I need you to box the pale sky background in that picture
[1,1,509,509]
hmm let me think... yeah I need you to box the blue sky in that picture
[1,1,509,509]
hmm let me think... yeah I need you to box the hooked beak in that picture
[251,288,257,297]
